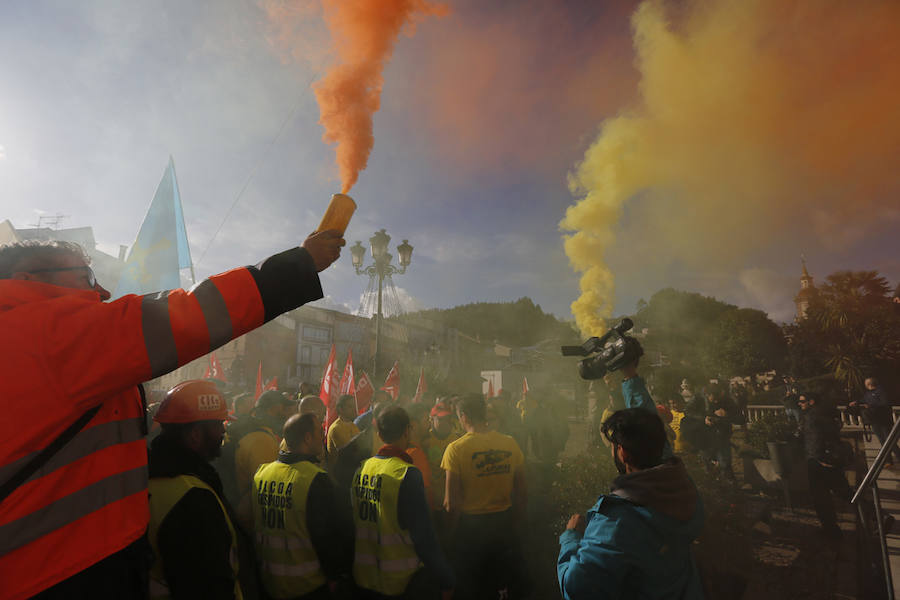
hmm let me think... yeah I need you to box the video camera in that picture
[561,318,644,380]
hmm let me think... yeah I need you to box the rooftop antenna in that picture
[29,214,69,230]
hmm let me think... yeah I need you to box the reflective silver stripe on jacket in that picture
[141,293,178,378]
[355,527,410,546]
[260,560,322,577]
[0,465,147,555]
[0,417,145,489]
[190,279,233,350]
[255,532,314,550]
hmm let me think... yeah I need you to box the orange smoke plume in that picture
[313,0,447,193]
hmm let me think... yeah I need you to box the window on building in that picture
[303,326,331,343]
[300,346,311,363]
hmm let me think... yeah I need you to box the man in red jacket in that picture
[0,231,343,600]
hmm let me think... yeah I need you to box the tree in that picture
[633,288,736,380]
[791,270,900,397]
[700,308,787,379]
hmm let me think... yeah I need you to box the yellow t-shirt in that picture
[235,428,279,496]
[441,430,524,515]
[327,417,360,453]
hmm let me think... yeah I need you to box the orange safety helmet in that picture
[155,379,233,424]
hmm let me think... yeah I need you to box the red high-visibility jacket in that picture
[0,247,322,600]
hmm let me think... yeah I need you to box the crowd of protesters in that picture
[11,236,893,599]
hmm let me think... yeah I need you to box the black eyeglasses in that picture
[28,266,97,288]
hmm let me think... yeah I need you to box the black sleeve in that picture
[397,467,455,590]
[307,472,352,580]
[157,488,235,600]
[247,247,324,323]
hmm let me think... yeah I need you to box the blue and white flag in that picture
[114,157,193,297]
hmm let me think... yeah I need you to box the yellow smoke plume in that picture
[313,0,447,193]
[562,0,900,336]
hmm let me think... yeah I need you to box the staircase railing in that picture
[851,415,900,600]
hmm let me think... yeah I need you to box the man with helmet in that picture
[0,231,342,599]
[148,380,244,599]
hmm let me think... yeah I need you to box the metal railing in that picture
[744,404,900,427]
[850,415,900,600]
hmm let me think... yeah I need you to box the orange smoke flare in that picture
[314,0,447,193]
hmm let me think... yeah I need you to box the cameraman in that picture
[557,409,705,600]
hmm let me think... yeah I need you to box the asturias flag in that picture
[114,156,193,297]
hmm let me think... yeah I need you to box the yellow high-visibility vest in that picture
[148,475,243,600]
[352,456,421,596]
[252,460,327,598]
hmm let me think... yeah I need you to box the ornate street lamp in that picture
[352,230,414,378]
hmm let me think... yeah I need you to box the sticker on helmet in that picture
[198,394,221,411]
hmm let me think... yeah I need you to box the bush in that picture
[745,412,796,458]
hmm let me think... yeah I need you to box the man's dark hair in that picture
[337,394,355,410]
[283,413,318,449]
[377,406,410,444]
[457,394,487,424]
[601,408,666,469]
[0,240,90,279]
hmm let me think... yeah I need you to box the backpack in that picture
[213,415,267,508]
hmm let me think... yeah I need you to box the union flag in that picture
[413,367,427,403]
[380,361,400,401]
[319,344,340,428]
[339,349,356,399]
[356,371,375,414]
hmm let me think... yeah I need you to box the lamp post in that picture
[350,229,413,378]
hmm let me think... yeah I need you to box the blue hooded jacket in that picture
[558,458,705,599]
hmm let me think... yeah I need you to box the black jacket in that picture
[705,396,735,442]
[799,404,842,464]
[149,433,238,600]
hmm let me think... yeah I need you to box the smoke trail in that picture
[313,0,447,193]
[562,0,900,335]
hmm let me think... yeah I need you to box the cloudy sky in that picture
[2,0,898,326]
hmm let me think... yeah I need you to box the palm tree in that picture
[812,271,891,397]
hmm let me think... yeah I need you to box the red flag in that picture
[380,361,400,401]
[339,349,356,399]
[209,352,227,382]
[486,378,495,399]
[413,367,427,403]
[264,376,279,392]
[356,371,375,415]
[522,376,530,398]
[254,362,263,400]
[319,344,340,428]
